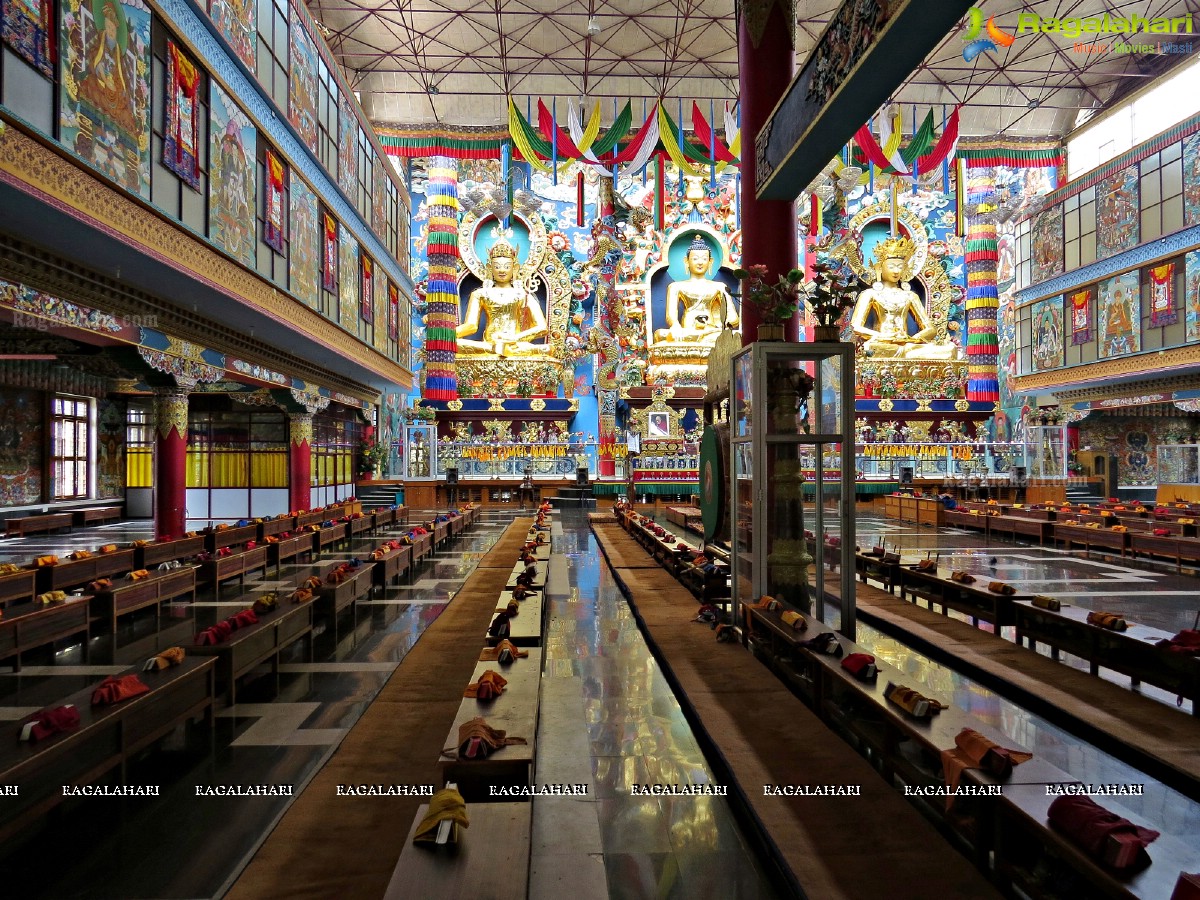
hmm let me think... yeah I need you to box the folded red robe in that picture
[21,704,80,742]
[1156,629,1200,655]
[940,727,1032,809]
[1048,794,1159,869]
[91,674,150,706]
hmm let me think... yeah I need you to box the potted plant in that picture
[732,264,805,341]
[358,437,387,480]
[806,261,858,341]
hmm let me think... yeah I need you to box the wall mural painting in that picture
[1030,294,1063,372]
[372,154,387,238]
[1186,248,1200,341]
[1097,270,1141,359]
[1096,165,1139,256]
[289,172,319,306]
[3,0,54,75]
[96,397,125,499]
[1069,287,1093,345]
[338,223,359,326]
[1078,415,1196,487]
[373,261,388,353]
[1030,206,1063,284]
[0,388,44,507]
[1148,262,1177,327]
[337,98,357,200]
[60,0,152,198]
[1184,131,1200,227]
[287,3,319,154]
[208,83,257,267]
[208,0,254,71]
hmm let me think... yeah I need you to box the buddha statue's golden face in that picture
[685,249,712,278]
[489,253,515,285]
[881,256,906,283]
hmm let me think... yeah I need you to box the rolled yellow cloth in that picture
[413,788,470,844]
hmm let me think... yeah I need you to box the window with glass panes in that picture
[126,406,154,487]
[187,410,288,489]
[357,130,372,223]
[256,0,289,110]
[52,395,91,500]
[316,56,338,175]
[311,412,359,487]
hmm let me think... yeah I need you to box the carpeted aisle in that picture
[226,518,532,900]
[591,523,998,900]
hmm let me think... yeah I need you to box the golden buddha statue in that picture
[456,239,553,359]
[850,237,961,361]
[653,236,739,346]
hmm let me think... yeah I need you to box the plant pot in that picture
[813,325,842,342]
[757,324,785,341]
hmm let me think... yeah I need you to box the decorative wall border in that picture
[1012,345,1200,394]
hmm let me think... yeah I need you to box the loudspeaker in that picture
[899,466,914,486]
[1012,465,1027,486]
[576,467,589,487]
[446,467,458,485]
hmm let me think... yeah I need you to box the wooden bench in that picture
[36,549,135,593]
[409,532,433,565]
[315,522,349,552]
[383,801,531,900]
[944,509,987,531]
[431,519,450,551]
[348,514,373,538]
[267,533,314,573]
[295,510,326,529]
[134,535,206,569]
[190,601,314,704]
[438,650,541,800]
[489,589,543,647]
[0,569,37,607]
[854,551,902,594]
[506,560,547,589]
[370,545,413,589]
[986,515,1053,544]
[71,505,124,527]
[0,656,215,842]
[1007,507,1056,521]
[90,566,198,632]
[5,513,73,537]
[1129,533,1200,572]
[257,517,294,540]
[315,564,374,624]
[1055,523,1130,558]
[1013,600,1200,715]
[898,567,1023,628]
[372,507,396,529]
[198,546,268,591]
[204,523,258,553]
[0,595,92,671]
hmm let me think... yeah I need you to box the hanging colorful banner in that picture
[387,281,399,340]
[361,255,374,323]
[1070,288,1093,345]
[289,172,319,306]
[287,3,319,153]
[164,40,201,190]
[3,0,54,76]
[209,83,257,267]
[322,213,337,293]
[264,149,286,253]
[1149,263,1177,327]
[60,0,152,199]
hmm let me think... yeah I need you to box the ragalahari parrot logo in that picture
[962,6,1015,61]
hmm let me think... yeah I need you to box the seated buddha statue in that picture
[456,239,553,359]
[850,237,961,361]
[653,236,739,346]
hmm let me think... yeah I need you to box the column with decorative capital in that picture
[154,388,189,538]
[739,0,798,344]
[289,414,313,512]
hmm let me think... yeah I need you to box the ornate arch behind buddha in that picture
[454,208,572,397]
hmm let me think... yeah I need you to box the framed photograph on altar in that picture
[648,412,672,438]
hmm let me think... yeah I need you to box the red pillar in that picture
[154,388,188,539]
[738,0,798,344]
[289,414,313,512]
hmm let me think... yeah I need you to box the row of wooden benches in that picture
[747,603,1200,899]
[384,520,551,900]
[617,509,731,604]
[3,505,126,537]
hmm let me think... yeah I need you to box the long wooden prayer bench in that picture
[1054,522,1132,557]
[257,517,294,540]
[488,588,542,647]
[897,566,1026,629]
[0,568,37,607]
[314,521,348,552]
[70,505,124,527]
[1128,533,1200,572]
[199,546,269,591]
[204,523,258,553]
[370,544,413,589]
[5,512,73,537]
[984,514,1054,544]
[190,601,314,705]
[0,656,216,842]
[0,595,92,672]
[134,535,206,569]
[437,650,541,801]
[315,563,374,624]
[89,566,198,632]
[295,510,326,529]
[348,514,374,538]
[35,549,135,593]
[266,532,314,573]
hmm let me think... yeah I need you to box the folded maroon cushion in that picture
[21,705,80,742]
[91,674,150,706]
[1048,794,1159,869]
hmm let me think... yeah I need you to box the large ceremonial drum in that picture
[700,424,728,542]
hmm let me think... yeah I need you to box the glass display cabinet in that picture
[402,424,437,481]
[1028,425,1069,480]
[730,341,856,639]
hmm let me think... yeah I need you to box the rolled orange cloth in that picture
[446,716,527,760]
[940,727,1032,809]
[463,669,508,700]
[145,646,186,671]
[1086,611,1128,631]
[988,581,1016,595]
[127,569,150,580]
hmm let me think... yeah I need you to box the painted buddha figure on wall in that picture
[456,238,553,360]
[653,236,739,347]
[850,236,960,361]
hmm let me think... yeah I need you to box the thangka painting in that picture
[1030,207,1063,284]
[264,149,286,253]
[1069,287,1093,345]
[373,260,387,352]
[208,0,254,72]
[209,83,257,267]
[1185,249,1200,341]
[337,99,357,200]
[360,254,374,324]
[288,172,319,307]
[60,0,152,198]
[163,41,201,190]
[1148,262,1177,327]
[1098,270,1141,359]
[1184,132,1200,227]
[1096,166,1139,256]
[372,154,387,238]
[3,0,54,75]
[287,3,318,154]
[387,281,399,341]
[1030,295,1064,372]
[338,223,359,325]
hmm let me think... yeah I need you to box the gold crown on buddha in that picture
[872,235,916,263]
[487,237,519,261]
